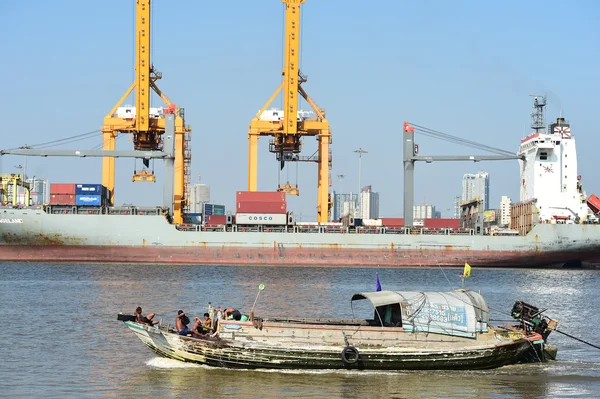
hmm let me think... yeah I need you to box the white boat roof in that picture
[351,290,406,307]
[351,289,490,324]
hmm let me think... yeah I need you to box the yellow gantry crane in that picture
[248,0,332,223]
[101,0,192,224]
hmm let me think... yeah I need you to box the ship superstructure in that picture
[518,97,588,223]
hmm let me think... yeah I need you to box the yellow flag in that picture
[463,262,471,278]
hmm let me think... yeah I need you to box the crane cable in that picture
[409,123,516,156]
[3,129,102,151]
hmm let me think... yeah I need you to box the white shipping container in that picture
[362,218,383,227]
[235,213,287,225]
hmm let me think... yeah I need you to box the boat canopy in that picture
[351,289,490,338]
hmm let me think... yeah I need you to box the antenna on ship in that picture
[529,94,547,133]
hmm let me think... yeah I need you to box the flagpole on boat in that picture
[249,284,265,321]
[460,262,471,289]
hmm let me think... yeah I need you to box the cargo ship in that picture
[1,101,600,267]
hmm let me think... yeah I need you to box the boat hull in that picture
[124,321,540,370]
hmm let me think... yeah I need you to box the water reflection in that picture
[120,361,564,399]
[1,262,599,398]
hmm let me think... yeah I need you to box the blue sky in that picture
[1,1,599,219]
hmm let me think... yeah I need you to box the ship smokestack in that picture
[550,117,570,136]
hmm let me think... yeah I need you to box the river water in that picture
[0,262,598,398]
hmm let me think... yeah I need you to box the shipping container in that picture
[423,218,460,229]
[235,213,287,225]
[362,218,383,227]
[76,184,106,196]
[380,218,404,227]
[50,183,76,195]
[50,194,76,206]
[203,203,226,216]
[204,214,227,226]
[236,191,286,203]
[183,213,203,225]
[237,201,286,214]
[76,195,103,206]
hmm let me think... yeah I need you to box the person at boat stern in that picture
[224,308,242,321]
[135,306,158,325]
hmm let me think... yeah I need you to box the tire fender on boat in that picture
[341,346,360,365]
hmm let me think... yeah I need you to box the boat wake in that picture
[146,357,202,369]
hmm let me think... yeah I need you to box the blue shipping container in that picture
[183,213,203,225]
[203,203,225,216]
[76,195,102,206]
[76,184,106,196]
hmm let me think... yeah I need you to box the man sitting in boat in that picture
[224,307,242,321]
[197,313,213,334]
[176,310,203,337]
[135,306,158,326]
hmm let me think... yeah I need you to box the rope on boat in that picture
[491,304,600,351]
[555,329,600,350]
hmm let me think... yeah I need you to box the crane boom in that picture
[0,149,169,159]
[403,121,525,228]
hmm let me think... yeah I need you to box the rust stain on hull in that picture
[0,244,597,267]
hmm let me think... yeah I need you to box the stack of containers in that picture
[203,203,227,226]
[75,184,108,207]
[235,191,287,225]
[49,183,76,205]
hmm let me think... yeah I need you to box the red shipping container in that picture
[49,194,76,206]
[204,215,227,226]
[423,218,460,229]
[380,218,404,227]
[236,191,286,203]
[237,201,286,214]
[50,183,76,195]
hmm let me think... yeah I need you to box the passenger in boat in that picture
[224,307,242,321]
[176,310,203,337]
[197,313,213,334]
[135,306,158,325]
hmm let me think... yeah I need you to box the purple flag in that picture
[376,273,382,291]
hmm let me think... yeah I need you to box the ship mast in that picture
[530,95,547,133]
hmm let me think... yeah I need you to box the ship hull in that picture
[1,243,597,267]
[2,207,600,267]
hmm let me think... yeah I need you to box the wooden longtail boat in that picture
[119,289,556,370]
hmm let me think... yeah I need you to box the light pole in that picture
[354,148,367,217]
[353,148,368,193]
[19,145,31,179]
[30,175,36,206]
[336,174,346,194]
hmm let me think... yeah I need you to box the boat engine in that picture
[511,301,558,340]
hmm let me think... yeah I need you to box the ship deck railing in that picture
[171,224,477,236]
